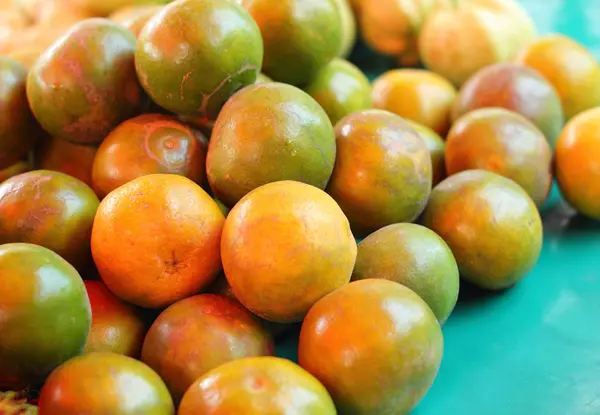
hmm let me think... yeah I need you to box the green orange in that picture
[0,243,91,390]
[299,279,443,415]
[38,352,174,414]
[422,169,543,290]
[135,0,263,119]
[221,181,357,323]
[27,18,144,144]
[0,170,100,270]
[141,294,274,403]
[407,120,446,186]
[179,357,336,414]
[207,83,336,207]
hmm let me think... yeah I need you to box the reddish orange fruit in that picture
[91,174,225,308]
[299,279,443,415]
[35,137,97,188]
[222,180,357,323]
[141,294,274,403]
[92,114,208,199]
[327,109,432,236]
[445,108,553,206]
[38,352,174,414]
[179,357,336,414]
[555,108,600,220]
[84,280,146,358]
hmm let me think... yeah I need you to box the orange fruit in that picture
[452,63,564,147]
[141,294,274,403]
[372,69,457,136]
[327,109,432,236]
[34,137,98,188]
[406,120,446,186]
[422,170,543,289]
[221,180,357,323]
[419,0,537,86]
[446,108,553,206]
[179,357,336,414]
[84,280,146,358]
[555,108,600,220]
[516,34,600,121]
[91,174,225,308]
[91,114,208,199]
[0,160,31,183]
[299,279,443,415]
[38,352,174,414]
[109,5,162,37]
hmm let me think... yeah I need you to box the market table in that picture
[277,1,600,414]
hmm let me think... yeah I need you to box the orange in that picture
[221,180,357,323]
[0,160,31,183]
[372,69,456,136]
[141,294,274,403]
[179,357,336,415]
[109,5,162,37]
[35,137,97,188]
[516,34,600,121]
[299,279,443,415]
[84,280,146,358]
[406,120,446,186]
[91,174,225,309]
[555,108,600,220]
[446,108,553,206]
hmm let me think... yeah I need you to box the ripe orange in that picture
[35,137,97,188]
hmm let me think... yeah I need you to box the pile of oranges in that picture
[0,0,599,414]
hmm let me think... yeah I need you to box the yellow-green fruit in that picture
[406,120,446,186]
[333,0,357,58]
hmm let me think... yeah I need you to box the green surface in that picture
[277,1,600,414]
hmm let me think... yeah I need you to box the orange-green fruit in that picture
[422,169,543,290]
[333,0,357,58]
[0,170,100,270]
[353,223,459,324]
[516,34,600,121]
[555,108,600,220]
[109,5,162,37]
[407,120,446,186]
[0,57,37,169]
[38,352,174,415]
[372,69,457,136]
[327,109,432,236]
[179,357,336,415]
[135,0,263,120]
[91,174,225,308]
[26,18,144,144]
[452,63,564,148]
[91,114,207,199]
[446,108,553,206]
[214,199,230,217]
[222,181,357,323]
[0,243,91,390]
[419,0,537,86]
[237,0,343,86]
[84,280,146,358]
[0,160,31,183]
[141,294,274,403]
[304,58,372,126]
[299,279,443,415]
[34,137,98,188]
[207,83,336,207]
[72,0,171,17]
[255,73,273,83]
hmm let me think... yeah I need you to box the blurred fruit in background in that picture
[0,159,31,182]
[109,4,162,37]
[333,0,357,58]
[71,0,170,17]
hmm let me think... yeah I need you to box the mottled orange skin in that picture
[91,174,225,308]
[446,108,553,206]
[407,120,446,186]
[26,18,144,144]
[141,294,274,404]
[0,170,100,270]
[179,357,336,415]
[222,181,357,323]
[452,63,564,148]
[84,281,146,358]
[299,279,444,415]
[92,114,207,199]
[555,108,600,220]
[516,34,600,121]
[0,160,31,183]
[109,5,162,37]
[422,170,543,290]
[327,109,432,236]
[34,137,98,188]
[372,69,456,137]
[38,352,174,415]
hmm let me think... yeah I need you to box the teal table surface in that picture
[276,1,600,414]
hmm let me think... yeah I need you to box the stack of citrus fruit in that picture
[0,0,597,414]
